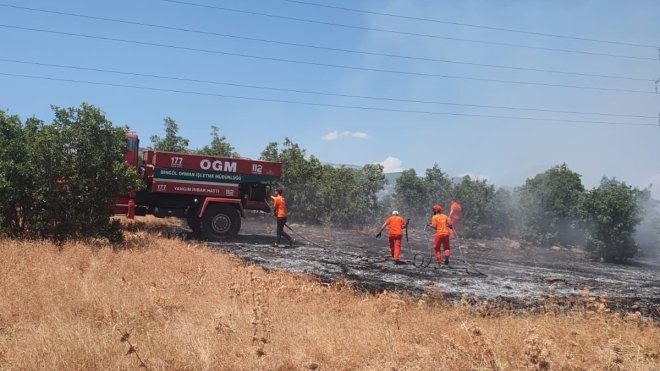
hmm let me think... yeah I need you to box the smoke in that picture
[634,196,660,262]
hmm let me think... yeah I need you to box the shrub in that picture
[515,163,585,245]
[579,177,643,262]
[0,104,141,242]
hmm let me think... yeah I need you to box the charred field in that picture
[202,215,660,318]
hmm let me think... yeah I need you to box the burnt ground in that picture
[199,216,659,317]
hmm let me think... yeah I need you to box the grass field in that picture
[0,217,658,370]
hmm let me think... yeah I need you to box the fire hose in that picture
[265,197,388,262]
[411,225,438,269]
[285,221,485,277]
[266,192,484,276]
[453,231,488,277]
[284,223,389,263]
[410,227,487,277]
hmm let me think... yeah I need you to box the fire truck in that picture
[113,133,281,241]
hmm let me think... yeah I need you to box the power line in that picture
[0,3,652,83]
[1,58,655,120]
[0,71,656,127]
[282,0,657,49]
[157,0,657,62]
[1,24,655,95]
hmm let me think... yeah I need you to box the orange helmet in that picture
[433,204,442,212]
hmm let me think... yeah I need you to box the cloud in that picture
[378,156,403,173]
[321,131,339,141]
[350,131,370,139]
[322,130,370,141]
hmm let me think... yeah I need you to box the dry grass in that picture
[0,217,658,370]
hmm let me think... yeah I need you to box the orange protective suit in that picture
[448,201,462,238]
[271,195,287,218]
[383,215,406,261]
[271,194,292,245]
[430,213,451,264]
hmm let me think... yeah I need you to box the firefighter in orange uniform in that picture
[376,211,407,265]
[271,188,294,247]
[427,204,453,266]
[448,198,462,238]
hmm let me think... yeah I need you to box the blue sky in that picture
[1,0,659,196]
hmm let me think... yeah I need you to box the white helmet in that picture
[392,210,399,215]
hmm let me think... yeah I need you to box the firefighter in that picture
[448,198,462,239]
[427,204,453,266]
[376,211,407,265]
[271,188,294,247]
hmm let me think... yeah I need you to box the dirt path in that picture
[207,217,660,316]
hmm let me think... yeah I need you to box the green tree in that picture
[199,126,238,157]
[316,164,386,226]
[424,164,454,210]
[150,117,189,153]
[0,111,35,236]
[258,140,385,225]
[452,175,497,238]
[357,163,387,223]
[316,165,355,225]
[515,163,585,245]
[0,104,142,242]
[260,138,324,221]
[393,169,428,223]
[579,177,643,262]
[388,165,458,228]
[390,165,456,228]
[259,141,279,162]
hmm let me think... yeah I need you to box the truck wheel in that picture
[200,204,241,241]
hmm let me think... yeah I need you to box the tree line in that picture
[251,135,659,263]
[388,163,659,262]
[1,103,657,263]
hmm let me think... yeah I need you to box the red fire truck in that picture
[114,133,281,241]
